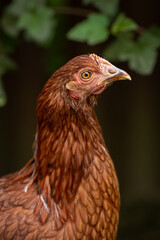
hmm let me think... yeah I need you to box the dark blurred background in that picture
[0,0,160,239]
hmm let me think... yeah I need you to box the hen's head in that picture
[59,54,131,102]
[41,54,131,111]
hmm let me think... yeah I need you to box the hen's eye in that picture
[81,71,92,80]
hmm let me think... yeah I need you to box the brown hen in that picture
[0,54,131,240]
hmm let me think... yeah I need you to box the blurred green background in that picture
[0,0,160,239]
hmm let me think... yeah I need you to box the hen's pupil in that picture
[84,72,89,77]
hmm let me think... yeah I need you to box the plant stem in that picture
[53,6,94,17]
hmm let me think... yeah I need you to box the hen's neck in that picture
[34,79,104,205]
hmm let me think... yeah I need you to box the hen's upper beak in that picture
[97,65,131,86]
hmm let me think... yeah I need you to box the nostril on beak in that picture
[108,67,116,74]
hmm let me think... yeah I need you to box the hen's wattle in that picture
[0,54,131,240]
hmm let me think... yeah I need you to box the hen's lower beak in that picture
[97,67,131,86]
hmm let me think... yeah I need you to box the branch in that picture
[53,6,94,17]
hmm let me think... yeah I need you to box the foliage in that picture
[0,53,17,107]
[0,0,160,106]
[67,13,110,45]
[1,0,55,44]
[104,26,160,75]
[83,0,119,17]
[17,6,55,44]
[111,13,138,35]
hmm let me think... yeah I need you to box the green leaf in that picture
[4,0,28,16]
[0,55,17,76]
[1,14,20,37]
[83,0,119,17]
[103,37,135,61]
[111,13,138,35]
[103,35,158,75]
[128,29,160,74]
[67,13,110,45]
[0,55,16,107]
[2,0,55,42]
[128,45,158,75]
[17,6,55,44]
[4,0,46,16]
[0,78,7,107]
[138,26,160,49]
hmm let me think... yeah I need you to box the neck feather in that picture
[34,79,104,206]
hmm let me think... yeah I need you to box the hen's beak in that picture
[97,66,131,86]
[108,67,131,82]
